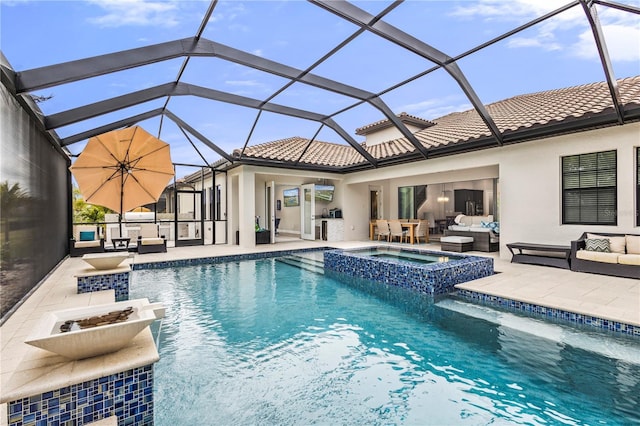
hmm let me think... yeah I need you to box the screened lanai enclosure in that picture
[1,0,639,319]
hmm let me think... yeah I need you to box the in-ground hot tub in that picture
[25,298,165,360]
[324,246,493,295]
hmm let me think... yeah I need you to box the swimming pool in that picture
[345,246,461,264]
[132,256,640,425]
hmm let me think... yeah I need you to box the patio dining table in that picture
[369,221,420,244]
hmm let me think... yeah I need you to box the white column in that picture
[238,169,256,248]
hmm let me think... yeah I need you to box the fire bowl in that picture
[82,252,130,270]
[25,299,165,360]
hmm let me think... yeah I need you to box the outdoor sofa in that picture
[444,214,499,252]
[570,232,640,279]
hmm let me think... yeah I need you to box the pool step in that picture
[277,254,324,274]
[435,299,640,364]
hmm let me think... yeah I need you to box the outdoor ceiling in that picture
[1,0,639,175]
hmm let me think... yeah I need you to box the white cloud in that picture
[397,97,471,120]
[225,80,263,87]
[86,0,180,28]
[572,24,640,62]
[450,0,571,21]
[508,36,561,51]
[449,0,639,60]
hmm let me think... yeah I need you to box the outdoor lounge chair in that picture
[70,224,105,257]
[137,223,167,254]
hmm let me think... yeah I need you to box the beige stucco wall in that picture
[226,122,638,252]
[342,122,639,258]
[499,123,638,250]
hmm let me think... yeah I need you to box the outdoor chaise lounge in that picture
[70,224,105,257]
[137,223,167,254]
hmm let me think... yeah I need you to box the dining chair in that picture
[376,219,390,241]
[388,220,407,243]
[414,220,429,244]
[423,211,437,235]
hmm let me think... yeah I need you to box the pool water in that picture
[132,257,640,425]
[347,246,460,264]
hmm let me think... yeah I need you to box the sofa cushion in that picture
[587,233,626,254]
[449,225,471,231]
[626,235,640,254]
[441,236,474,244]
[141,237,164,246]
[455,214,493,226]
[74,240,102,248]
[585,238,610,253]
[576,249,619,264]
[618,254,640,266]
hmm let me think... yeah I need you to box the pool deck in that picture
[1,239,638,424]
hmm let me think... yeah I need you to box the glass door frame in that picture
[174,188,204,247]
[300,183,316,240]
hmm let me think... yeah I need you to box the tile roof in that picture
[355,112,436,135]
[235,76,640,169]
[236,137,364,167]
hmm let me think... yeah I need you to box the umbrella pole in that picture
[119,170,124,239]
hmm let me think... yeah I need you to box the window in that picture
[215,185,222,220]
[398,185,426,219]
[636,147,639,226]
[206,187,213,221]
[562,150,616,225]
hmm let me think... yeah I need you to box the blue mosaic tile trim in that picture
[77,271,130,301]
[457,289,639,337]
[324,247,494,296]
[7,364,153,426]
[132,247,331,271]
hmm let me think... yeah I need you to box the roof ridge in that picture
[235,76,639,169]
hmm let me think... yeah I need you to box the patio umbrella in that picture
[70,126,174,222]
[130,206,151,212]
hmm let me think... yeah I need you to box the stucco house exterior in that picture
[184,76,640,258]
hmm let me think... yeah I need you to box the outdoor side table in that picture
[111,237,131,251]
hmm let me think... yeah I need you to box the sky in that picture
[2,0,639,177]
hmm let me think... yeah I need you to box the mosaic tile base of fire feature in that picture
[7,364,153,426]
[77,271,130,301]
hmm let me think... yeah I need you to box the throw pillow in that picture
[79,231,95,241]
[585,238,610,253]
[481,221,500,234]
[626,235,640,254]
[587,233,625,254]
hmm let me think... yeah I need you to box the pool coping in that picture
[455,288,639,337]
[131,246,332,270]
